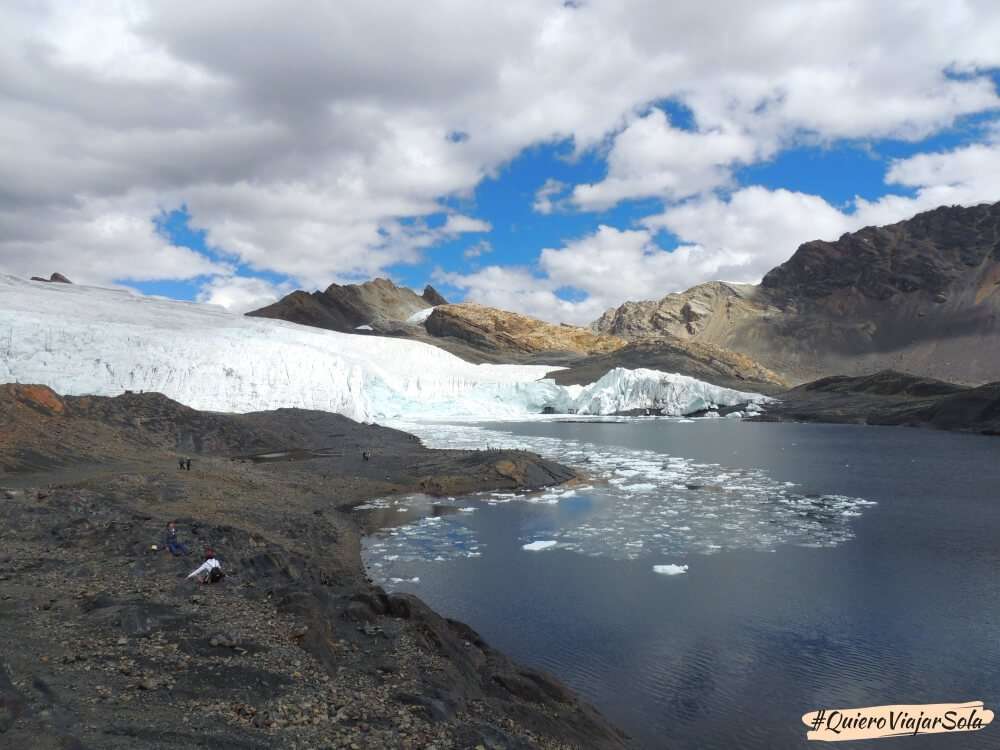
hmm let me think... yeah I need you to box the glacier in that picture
[0,275,767,422]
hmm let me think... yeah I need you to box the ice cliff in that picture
[0,275,766,422]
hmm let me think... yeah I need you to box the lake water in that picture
[361,419,1000,749]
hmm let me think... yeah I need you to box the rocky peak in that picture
[590,200,1000,385]
[30,272,72,284]
[248,277,433,332]
[421,285,448,306]
[761,201,1000,301]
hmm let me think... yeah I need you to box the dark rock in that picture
[755,370,1000,435]
[29,273,73,284]
[421,285,449,306]
[247,278,432,333]
[0,665,28,733]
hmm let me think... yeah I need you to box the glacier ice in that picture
[0,275,767,421]
[652,564,688,575]
[522,540,558,551]
[405,307,436,324]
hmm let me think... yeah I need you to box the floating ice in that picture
[523,540,558,551]
[653,564,688,575]
[384,421,877,563]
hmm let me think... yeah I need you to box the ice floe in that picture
[522,540,558,551]
[653,564,688,575]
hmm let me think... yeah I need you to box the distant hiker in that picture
[362,450,370,461]
[185,458,192,471]
[187,548,224,584]
[163,521,188,556]
[178,458,186,470]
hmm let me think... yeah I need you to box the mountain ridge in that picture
[594,201,1000,385]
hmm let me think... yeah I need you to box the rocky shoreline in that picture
[0,385,628,749]
[750,370,1000,435]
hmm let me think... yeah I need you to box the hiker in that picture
[163,521,188,556]
[187,548,224,584]
[178,458,186,470]
[362,450,370,461]
[185,458,192,471]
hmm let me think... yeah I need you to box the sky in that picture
[1,1,999,324]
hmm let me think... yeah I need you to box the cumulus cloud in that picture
[195,275,294,313]
[435,265,608,325]
[442,214,491,234]
[446,136,1000,324]
[533,179,569,215]
[0,1,998,302]
[463,240,493,259]
[572,110,762,209]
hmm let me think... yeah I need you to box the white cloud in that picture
[445,136,1000,324]
[442,214,492,234]
[0,0,998,294]
[533,178,569,215]
[572,109,762,209]
[195,274,294,313]
[435,265,607,325]
[0,191,230,286]
[463,239,493,259]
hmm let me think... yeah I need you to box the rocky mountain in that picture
[424,303,626,357]
[752,370,1000,435]
[248,278,446,332]
[595,201,1000,385]
[247,279,786,388]
[546,337,786,393]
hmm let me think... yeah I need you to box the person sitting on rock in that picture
[163,521,188,556]
[187,548,224,584]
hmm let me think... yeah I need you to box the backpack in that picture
[208,567,224,584]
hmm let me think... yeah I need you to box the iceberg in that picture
[522,540,558,551]
[0,275,767,422]
[652,564,688,575]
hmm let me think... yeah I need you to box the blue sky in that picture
[3,3,1000,323]
[138,82,1000,313]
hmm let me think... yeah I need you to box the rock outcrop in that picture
[29,272,72,284]
[248,278,444,333]
[595,201,1000,385]
[424,303,626,357]
[753,370,1000,434]
[546,337,786,393]
[421,285,448,306]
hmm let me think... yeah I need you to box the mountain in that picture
[0,274,766,421]
[423,303,626,357]
[547,337,786,393]
[251,281,784,388]
[248,277,446,332]
[595,201,1000,385]
[752,370,1000,434]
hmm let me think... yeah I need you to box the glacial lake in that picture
[361,419,1000,749]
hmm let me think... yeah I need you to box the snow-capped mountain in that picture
[0,275,766,421]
